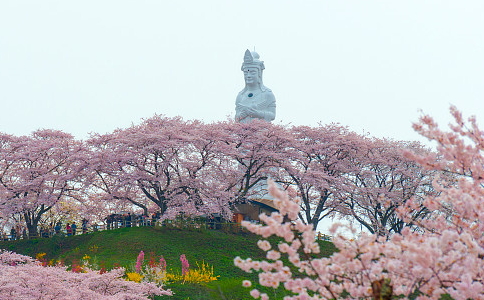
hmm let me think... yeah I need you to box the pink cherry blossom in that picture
[242,280,252,287]
[0,250,172,299]
[235,107,484,299]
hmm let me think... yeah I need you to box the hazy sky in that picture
[1,1,483,144]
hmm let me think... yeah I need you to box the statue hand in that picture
[239,110,249,118]
[247,108,263,119]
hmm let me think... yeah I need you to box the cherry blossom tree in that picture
[85,129,152,216]
[87,115,232,220]
[0,115,441,234]
[341,138,436,235]
[403,105,484,242]
[273,125,435,233]
[276,124,364,230]
[0,130,87,237]
[235,107,484,299]
[216,120,293,205]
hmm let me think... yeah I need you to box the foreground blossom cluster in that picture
[235,107,484,300]
[0,250,172,300]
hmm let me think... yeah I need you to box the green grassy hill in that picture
[0,226,337,300]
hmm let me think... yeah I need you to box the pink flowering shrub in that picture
[135,250,145,273]
[159,256,167,272]
[235,107,484,300]
[127,251,168,285]
[180,254,190,276]
[127,251,217,285]
[0,250,172,299]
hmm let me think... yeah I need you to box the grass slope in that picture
[0,226,337,300]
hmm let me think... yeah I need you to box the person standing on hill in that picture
[126,213,132,227]
[9,228,16,240]
[82,218,88,234]
[71,223,77,235]
[55,222,61,235]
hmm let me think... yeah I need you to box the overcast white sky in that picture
[1,1,483,144]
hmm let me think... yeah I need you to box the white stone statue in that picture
[235,50,276,123]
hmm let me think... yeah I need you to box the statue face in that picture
[243,67,259,85]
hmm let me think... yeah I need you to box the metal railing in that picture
[2,220,332,241]
[1,219,248,241]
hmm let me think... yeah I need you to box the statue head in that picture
[241,49,265,88]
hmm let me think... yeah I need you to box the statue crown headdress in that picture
[241,49,265,72]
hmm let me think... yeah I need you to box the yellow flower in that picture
[89,245,99,253]
[182,261,219,284]
[126,272,143,283]
[165,272,182,282]
[36,253,47,260]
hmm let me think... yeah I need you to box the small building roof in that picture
[249,198,278,211]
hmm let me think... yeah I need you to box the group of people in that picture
[2,219,91,241]
[104,212,161,229]
[2,212,229,241]
[53,220,88,236]
[38,218,91,238]
[2,212,163,241]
